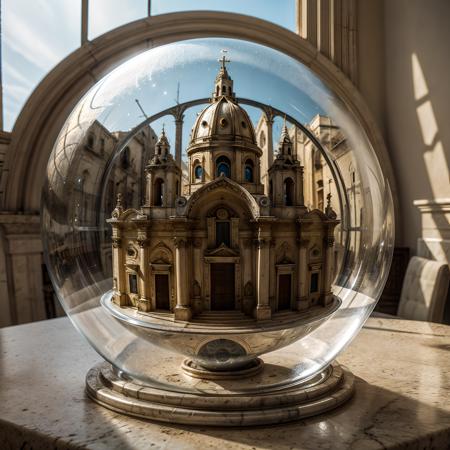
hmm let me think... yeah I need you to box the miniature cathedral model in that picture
[108,58,339,322]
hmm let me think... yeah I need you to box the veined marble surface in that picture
[0,317,449,449]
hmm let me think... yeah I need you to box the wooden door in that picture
[211,263,235,310]
[155,274,170,310]
[278,274,292,310]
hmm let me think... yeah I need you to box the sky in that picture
[63,38,326,160]
[1,0,296,131]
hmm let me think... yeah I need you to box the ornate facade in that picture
[109,59,339,322]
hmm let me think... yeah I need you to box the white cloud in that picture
[3,60,34,89]
[4,9,61,71]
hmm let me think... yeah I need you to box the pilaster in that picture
[297,238,310,310]
[173,236,192,321]
[254,225,272,320]
[137,230,151,312]
[112,232,128,307]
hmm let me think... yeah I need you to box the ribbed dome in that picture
[190,96,256,146]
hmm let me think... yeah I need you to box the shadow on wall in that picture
[385,0,450,251]
[411,48,450,321]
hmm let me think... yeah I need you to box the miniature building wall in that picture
[109,64,339,322]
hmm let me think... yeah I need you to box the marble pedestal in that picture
[86,361,354,426]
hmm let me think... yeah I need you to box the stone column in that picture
[231,218,239,249]
[7,234,46,324]
[145,172,153,206]
[269,238,276,309]
[137,230,151,312]
[173,237,192,321]
[297,166,305,206]
[274,171,284,207]
[174,112,184,166]
[207,217,215,248]
[112,231,128,306]
[297,238,309,310]
[318,0,331,58]
[254,225,272,320]
[322,232,335,306]
[263,109,274,193]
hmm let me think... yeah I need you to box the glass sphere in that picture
[42,38,394,386]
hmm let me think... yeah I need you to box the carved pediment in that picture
[205,243,239,257]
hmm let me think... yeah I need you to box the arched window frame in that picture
[121,146,130,169]
[86,133,95,149]
[153,178,164,206]
[193,160,203,182]
[216,155,231,178]
[284,177,295,206]
[244,158,254,182]
[214,207,232,248]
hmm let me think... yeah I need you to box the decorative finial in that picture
[116,193,123,209]
[218,49,230,69]
[111,192,124,218]
[161,123,165,135]
[325,192,337,219]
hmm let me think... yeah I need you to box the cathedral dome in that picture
[190,97,256,146]
[188,56,258,151]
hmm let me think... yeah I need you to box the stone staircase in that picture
[192,310,255,327]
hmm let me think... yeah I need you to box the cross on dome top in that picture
[212,51,235,101]
[218,54,230,70]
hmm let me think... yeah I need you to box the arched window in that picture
[154,178,164,206]
[259,130,266,147]
[194,164,203,180]
[244,159,254,182]
[87,133,95,149]
[316,179,324,210]
[284,178,294,206]
[121,146,130,170]
[216,221,231,247]
[215,208,231,247]
[99,138,105,156]
[216,156,231,178]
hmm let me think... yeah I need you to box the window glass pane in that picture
[216,222,230,247]
[1,0,81,131]
[129,274,138,294]
[245,165,253,182]
[89,0,147,39]
[310,273,319,293]
[195,165,203,179]
[217,162,230,178]
[151,0,296,32]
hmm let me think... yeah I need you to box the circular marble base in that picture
[181,357,264,380]
[86,360,354,426]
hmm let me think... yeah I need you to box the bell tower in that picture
[212,54,235,101]
[144,127,181,208]
[186,56,264,196]
[268,119,305,207]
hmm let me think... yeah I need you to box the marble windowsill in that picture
[0,317,449,449]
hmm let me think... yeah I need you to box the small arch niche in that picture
[153,178,164,206]
[244,159,254,182]
[216,155,231,178]
[194,164,203,181]
[284,177,294,206]
[215,208,231,247]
